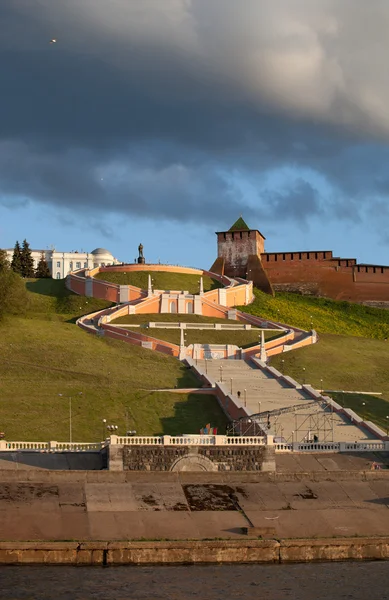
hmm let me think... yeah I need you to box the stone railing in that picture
[112,435,267,446]
[146,322,254,330]
[2,437,387,454]
[275,441,389,453]
[0,441,102,452]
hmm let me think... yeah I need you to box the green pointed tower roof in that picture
[229,216,250,231]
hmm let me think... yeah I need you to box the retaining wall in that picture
[1,538,389,565]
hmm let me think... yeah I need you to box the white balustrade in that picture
[1,438,387,452]
[0,440,102,452]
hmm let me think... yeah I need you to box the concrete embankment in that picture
[1,538,389,565]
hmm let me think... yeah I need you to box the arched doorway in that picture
[170,454,217,472]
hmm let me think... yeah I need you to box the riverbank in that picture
[1,538,389,565]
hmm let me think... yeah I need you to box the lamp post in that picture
[219,365,223,383]
[107,425,118,435]
[302,367,306,385]
[320,378,323,394]
[258,401,261,414]
[292,430,295,447]
[230,378,233,394]
[205,359,208,374]
[102,418,107,440]
[244,389,247,407]
[58,392,82,443]
[386,416,389,436]
[281,359,285,372]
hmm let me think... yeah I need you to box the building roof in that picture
[229,217,250,231]
[215,216,266,239]
[91,247,111,255]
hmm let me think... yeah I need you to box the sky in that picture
[1,0,389,267]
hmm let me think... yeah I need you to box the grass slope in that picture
[0,280,227,441]
[241,289,389,339]
[247,288,389,429]
[113,313,278,347]
[270,333,389,428]
[94,270,222,294]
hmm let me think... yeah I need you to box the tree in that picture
[0,249,9,273]
[35,252,51,278]
[11,241,22,275]
[20,239,35,278]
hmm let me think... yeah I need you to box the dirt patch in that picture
[0,484,59,503]
[294,487,318,500]
[141,494,159,507]
[182,485,239,511]
[170,502,188,511]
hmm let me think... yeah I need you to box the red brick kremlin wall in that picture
[261,251,389,302]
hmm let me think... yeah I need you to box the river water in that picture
[0,562,387,599]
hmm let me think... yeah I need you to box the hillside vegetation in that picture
[2,278,389,439]
[94,270,222,294]
[0,279,227,441]
[241,289,389,339]
[113,313,280,347]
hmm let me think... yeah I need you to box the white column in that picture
[148,274,152,296]
[199,277,204,295]
[260,330,267,362]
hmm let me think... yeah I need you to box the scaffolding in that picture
[227,398,335,443]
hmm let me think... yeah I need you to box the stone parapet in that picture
[1,538,389,565]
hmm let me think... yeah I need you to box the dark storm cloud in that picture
[1,0,389,232]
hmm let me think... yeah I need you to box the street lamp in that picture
[205,359,208,374]
[320,378,323,394]
[302,367,306,384]
[107,425,118,435]
[219,365,223,383]
[281,359,285,372]
[230,378,233,394]
[292,430,295,446]
[244,389,247,407]
[386,416,389,436]
[58,392,82,443]
[102,418,107,440]
[258,401,261,414]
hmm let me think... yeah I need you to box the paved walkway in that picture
[1,470,389,541]
[196,359,379,444]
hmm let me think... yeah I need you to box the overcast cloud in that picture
[1,0,389,233]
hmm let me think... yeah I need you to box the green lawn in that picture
[0,280,228,441]
[94,270,222,294]
[330,392,389,434]
[241,288,389,339]
[270,333,389,402]
[112,313,281,347]
[24,278,113,320]
[3,278,389,440]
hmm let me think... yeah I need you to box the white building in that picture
[5,247,120,279]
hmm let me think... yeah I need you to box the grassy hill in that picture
[241,289,389,339]
[270,333,389,431]
[243,289,389,430]
[113,313,280,347]
[3,279,389,440]
[0,279,227,441]
[94,270,222,294]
